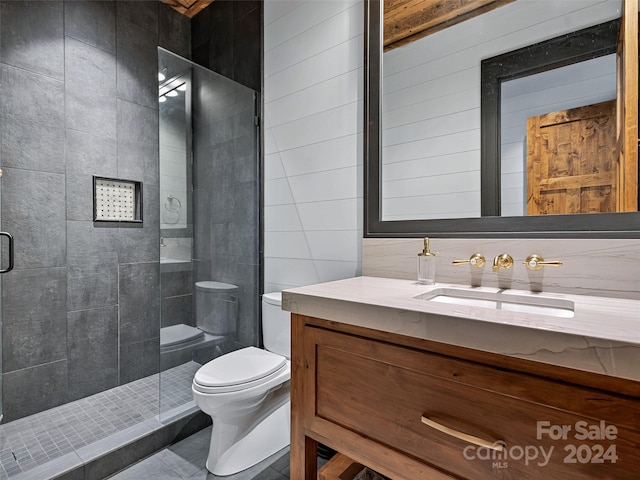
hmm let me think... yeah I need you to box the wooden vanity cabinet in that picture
[291,314,640,479]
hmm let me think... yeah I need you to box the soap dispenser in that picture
[417,237,436,285]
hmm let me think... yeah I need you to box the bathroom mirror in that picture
[365,0,640,237]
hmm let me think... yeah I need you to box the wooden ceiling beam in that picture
[160,0,213,18]
[384,0,514,52]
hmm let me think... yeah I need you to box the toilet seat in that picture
[193,346,287,394]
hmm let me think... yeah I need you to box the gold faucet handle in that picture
[452,253,486,268]
[523,254,563,271]
[492,253,513,272]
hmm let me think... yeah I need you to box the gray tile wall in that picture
[157,1,263,364]
[160,268,194,329]
[189,0,262,350]
[191,0,262,92]
[0,0,191,422]
[192,71,260,348]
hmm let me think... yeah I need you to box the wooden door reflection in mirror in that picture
[482,7,639,218]
[523,0,639,216]
[526,100,618,215]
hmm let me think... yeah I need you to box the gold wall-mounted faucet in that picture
[523,254,562,271]
[452,253,486,268]
[492,254,513,272]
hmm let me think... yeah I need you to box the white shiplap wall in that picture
[382,0,621,221]
[263,0,364,293]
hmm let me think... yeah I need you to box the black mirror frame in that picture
[364,0,640,238]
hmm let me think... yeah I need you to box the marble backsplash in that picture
[363,238,640,300]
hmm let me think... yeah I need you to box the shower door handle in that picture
[0,232,14,273]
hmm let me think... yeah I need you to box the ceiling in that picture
[160,0,513,50]
[160,0,213,18]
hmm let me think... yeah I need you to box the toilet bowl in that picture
[192,292,291,476]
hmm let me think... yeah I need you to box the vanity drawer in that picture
[308,326,640,480]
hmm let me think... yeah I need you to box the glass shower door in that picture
[0,167,15,422]
[158,48,260,423]
[0,167,2,422]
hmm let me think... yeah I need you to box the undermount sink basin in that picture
[414,287,575,318]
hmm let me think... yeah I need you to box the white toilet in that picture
[192,292,291,476]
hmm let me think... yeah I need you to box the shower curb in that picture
[11,411,210,480]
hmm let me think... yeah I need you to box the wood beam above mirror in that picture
[384,0,514,51]
[160,0,212,18]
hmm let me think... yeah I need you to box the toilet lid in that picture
[262,292,282,306]
[194,346,286,388]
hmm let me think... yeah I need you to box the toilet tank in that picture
[262,292,290,358]
[195,281,239,335]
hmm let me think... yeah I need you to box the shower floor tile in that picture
[0,361,201,480]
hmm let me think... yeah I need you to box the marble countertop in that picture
[282,276,640,380]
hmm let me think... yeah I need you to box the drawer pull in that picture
[421,416,504,452]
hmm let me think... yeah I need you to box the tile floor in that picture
[1,359,321,480]
[0,362,201,479]
[109,426,310,480]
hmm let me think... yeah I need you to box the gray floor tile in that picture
[167,428,209,470]
[184,469,208,480]
[268,449,289,474]
[156,449,203,478]
[109,454,183,480]
[119,429,292,480]
[247,467,288,480]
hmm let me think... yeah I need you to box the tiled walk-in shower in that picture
[0,362,202,480]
